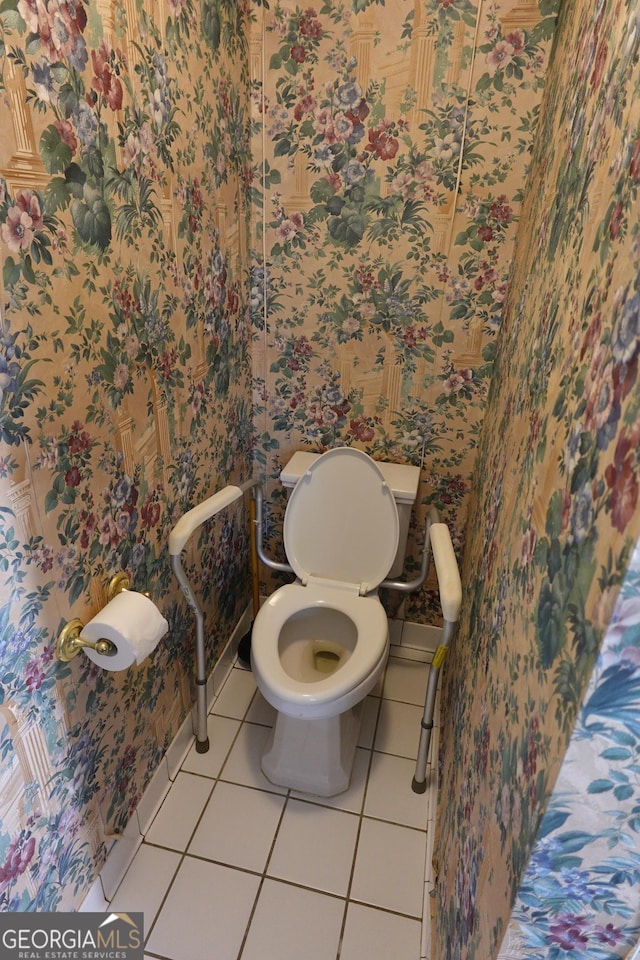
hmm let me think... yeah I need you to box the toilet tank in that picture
[280,451,420,579]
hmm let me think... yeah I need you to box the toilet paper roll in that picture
[81,591,169,671]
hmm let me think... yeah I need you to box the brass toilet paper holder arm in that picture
[55,573,132,662]
[56,619,117,661]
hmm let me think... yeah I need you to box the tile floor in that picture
[108,642,440,960]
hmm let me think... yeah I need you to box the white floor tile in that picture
[383,656,431,706]
[189,780,285,872]
[241,879,344,960]
[181,714,241,778]
[220,722,288,794]
[109,844,181,927]
[351,818,426,917]
[146,856,260,960]
[365,752,428,829]
[105,632,443,960]
[341,902,422,960]
[267,799,359,896]
[245,689,277,726]
[145,772,213,850]
[374,699,422,759]
[212,666,258,719]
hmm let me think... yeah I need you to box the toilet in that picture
[250,447,420,796]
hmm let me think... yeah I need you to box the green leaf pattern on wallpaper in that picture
[434,0,640,955]
[506,543,640,959]
[0,0,253,910]
[250,0,555,630]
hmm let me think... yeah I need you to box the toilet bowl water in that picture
[278,606,355,682]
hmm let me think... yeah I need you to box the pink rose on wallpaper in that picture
[293,93,316,121]
[504,30,525,55]
[17,190,44,230]
[275,211,304,243]
[349,417,375,442]
[365,123,399,160]
[520,526,537,566]
[489,195,513,222]
[299,9,322,40]
[18,0,88,69]
[91,41,123,111]
[605,449,638,534]
[0,190,43,254]
[54,117,78,152]
[486,40,515,71]
[167,0,186,16]
[2,206,34,253]
[443,368,473,395]
[313,108,353,145]
[584,346,615,431]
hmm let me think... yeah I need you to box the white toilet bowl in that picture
[251,583,390,720]
[250,447,402,796]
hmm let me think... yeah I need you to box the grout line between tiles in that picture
[140,692,255,950]
[335,686,384,959]
[132,653,439,960]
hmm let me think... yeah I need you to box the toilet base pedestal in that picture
[261,702,364,797]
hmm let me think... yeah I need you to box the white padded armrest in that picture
[168,485,244,556]
[429,522,462,623]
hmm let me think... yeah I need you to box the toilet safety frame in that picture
[168,478,461,794]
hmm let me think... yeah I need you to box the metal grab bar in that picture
[254,484,293,575]
[411,516,462,793]
[255,485,435,597]
[380,507,438,593]
[170,478,259,753]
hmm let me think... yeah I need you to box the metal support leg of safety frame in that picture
[412,619,457,794]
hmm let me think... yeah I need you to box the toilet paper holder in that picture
[56,573,134,662]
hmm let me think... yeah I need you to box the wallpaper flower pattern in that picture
[249,0,558,619]
[436,0,640,954]
[1,0,639,954]
[499,539,640,959]
[0,0,253,910]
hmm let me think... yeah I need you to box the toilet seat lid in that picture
[283,448,399,594]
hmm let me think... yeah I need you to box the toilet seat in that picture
[284,447,399,594]
[251,582,390,719]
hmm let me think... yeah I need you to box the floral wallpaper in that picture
[2,0,637,947]
[0,0,253,910]
[249,0,558,618]
[435,0,640,954]
[498,537,640,959]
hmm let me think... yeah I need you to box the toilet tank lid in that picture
[281,451,420,505]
